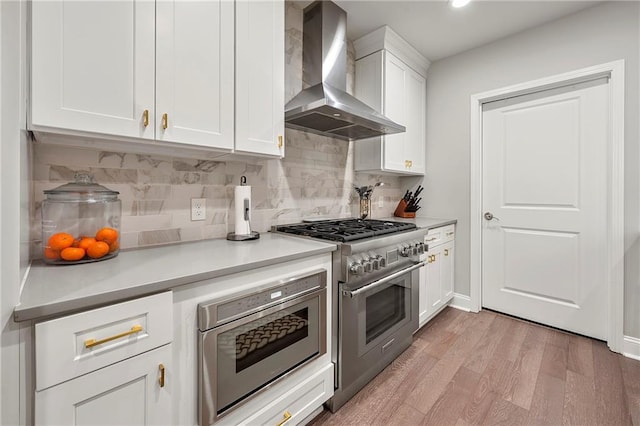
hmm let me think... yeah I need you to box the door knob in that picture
[484,212,499,221]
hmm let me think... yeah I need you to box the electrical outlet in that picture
[191,198,206,221]
[378,196,384,208]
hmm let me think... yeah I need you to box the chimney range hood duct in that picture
[284,1,405,141]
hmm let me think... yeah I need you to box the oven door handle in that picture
[341,261,426,298]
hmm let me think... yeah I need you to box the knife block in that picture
[393,200,415,218]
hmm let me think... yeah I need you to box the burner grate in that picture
[275,219,416,242]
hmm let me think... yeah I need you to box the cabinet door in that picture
[31,0,155,139]
[425,247,443,319]
[382,51,408,173]
[35,345,171,426]
[441,240,455,303]
[418,257,429,327]
[235,0,285,157]
[155,0,234,150]
[404,68,426,174]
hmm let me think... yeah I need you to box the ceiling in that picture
[295,0,603,62]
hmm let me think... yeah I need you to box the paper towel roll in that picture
[234,185,252,235]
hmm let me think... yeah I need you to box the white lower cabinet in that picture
[35,344,172,426]
[33,291,174,426]
[419,225,455,328]
[243,363,334,426]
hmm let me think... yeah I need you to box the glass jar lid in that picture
[43,172,120,201]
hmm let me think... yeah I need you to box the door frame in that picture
[469,60,625,352]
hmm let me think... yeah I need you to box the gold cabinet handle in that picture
[444,249,449,256]
[143,109,149,127]
[277,135,283,148]
[84,325,143,349]
[426,237,437,242]
[159,363,165,388]
[161,113,168,130]
[276,411,292,426]
[446,231,455,236]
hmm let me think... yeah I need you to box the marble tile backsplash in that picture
[30,1,406,254]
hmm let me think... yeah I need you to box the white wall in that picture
[1,0,30,424]
[422,1,640,337]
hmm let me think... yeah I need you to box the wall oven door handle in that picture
[341,261,426,298]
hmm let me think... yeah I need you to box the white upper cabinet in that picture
[155,0,235,150]
[353,26,429,176]
[235,0,285,158]
[30,0,156,140]
[30,0,284,158]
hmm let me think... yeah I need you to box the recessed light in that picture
[450,0,471,8]
[333,113,341,117]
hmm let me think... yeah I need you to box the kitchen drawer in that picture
[243,363,334,426]
[425,224,455,247]
[35,291,173,391]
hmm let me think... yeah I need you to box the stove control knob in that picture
[349,262,364,276]
[363,260,373,273]
[417,243,425,255]
[372,257,381,270]
[399,245,411,257]
[379,256,387,268]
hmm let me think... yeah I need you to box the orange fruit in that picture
[95,227,119,245]
[44,246,61,260]
[60,247,86,261]
[77,237,97,251]
[86,241,110,259]
[108,240,120,253]
[48,232,75,251]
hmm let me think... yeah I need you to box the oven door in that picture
[341,262,422,358]
[199,288,326,424]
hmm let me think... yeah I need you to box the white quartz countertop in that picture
[15,233,337,322]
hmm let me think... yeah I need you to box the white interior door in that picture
[482,78,609,340]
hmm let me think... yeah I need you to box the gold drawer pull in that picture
[162,113,168,130]
[444,249,449,256]
[143,109,149,127]
[446,231,454,236]
[427,237,437,242]
[159,363,165,388]
[276,411,292,426]
[84,325,143,349]
[278,135,283,148]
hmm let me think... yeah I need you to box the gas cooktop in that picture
[273,218,416,242]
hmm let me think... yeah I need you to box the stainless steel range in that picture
[273,219,426,411]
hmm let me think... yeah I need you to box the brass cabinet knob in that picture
[159,363,165,388]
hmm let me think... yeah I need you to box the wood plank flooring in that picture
[309,308,640,426]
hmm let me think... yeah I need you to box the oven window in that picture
[233,308,309,372]
[365,283,406,344]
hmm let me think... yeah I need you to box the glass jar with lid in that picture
[41,172,121,264]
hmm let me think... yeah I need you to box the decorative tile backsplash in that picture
[30,1,406,253]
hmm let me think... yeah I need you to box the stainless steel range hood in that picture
[285,1,405,141]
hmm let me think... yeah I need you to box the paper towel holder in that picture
[227,176,260,241]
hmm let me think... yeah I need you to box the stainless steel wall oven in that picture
[197,270,327,425]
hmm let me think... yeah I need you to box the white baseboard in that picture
[622,335,640,360]
[448,293,472,312]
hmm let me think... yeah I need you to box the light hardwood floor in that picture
[310,308,640,426]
